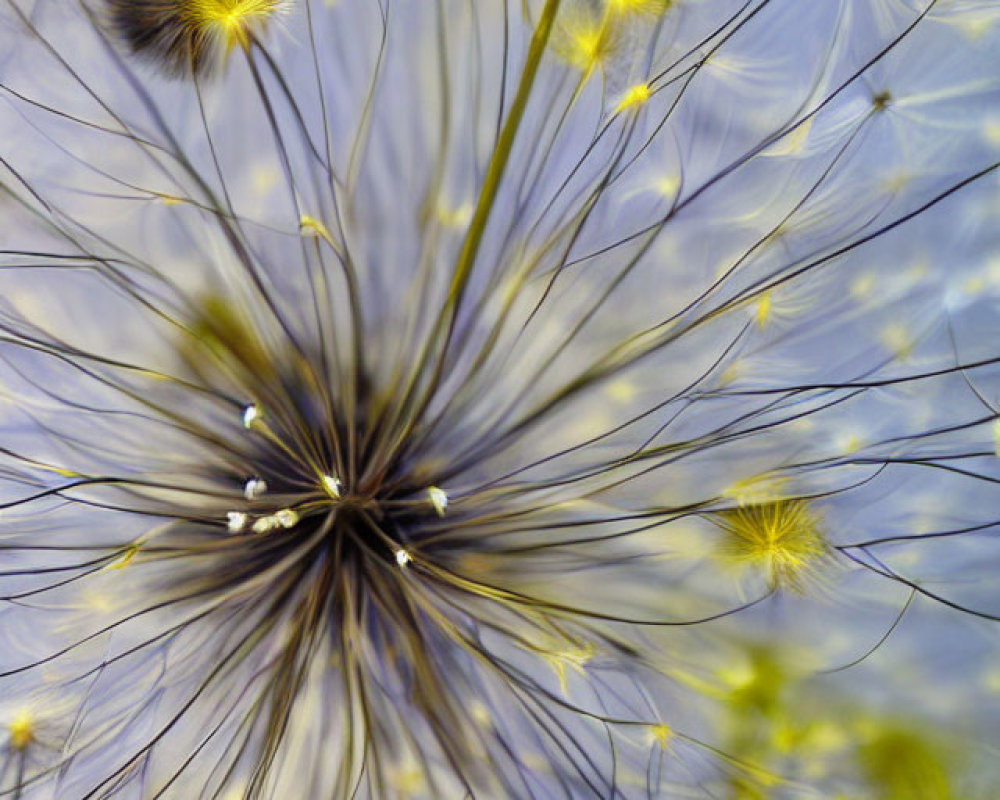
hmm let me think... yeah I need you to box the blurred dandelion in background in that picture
[0,0,998,796]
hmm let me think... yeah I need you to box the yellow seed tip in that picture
[9,710,33,750]
[616,82,651,113]
[649,723,673,748]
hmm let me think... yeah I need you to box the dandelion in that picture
[0,0,998,796]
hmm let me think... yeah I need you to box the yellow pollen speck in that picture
[983,667,1000,693]
[251,163,280,194]
[616,82,651,113]
[756,292,773,328]
[648,723,674,748]
[9,710,33,750]
[607,380,636,403]
[470,701,492,726]
[882,170,911,194]
[718,660,756,690]
[153,192,184,206]
[655,174,680,198]
[299,215,333,245]
[992,419,1000,456]
[436,202,474,228]
[717,359,744,387]
[391,760,425,796]
[881,323,914,360]
[985,119,1000,146]
[839,433,863,455]
[85,590,114,613]
[960,15,994,40]
[766,117,814,157]
[962,275,986,296]
[850,273,876,299]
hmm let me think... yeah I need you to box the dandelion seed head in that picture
[1,0,998,794]
[713,499,828,591]
[107,0,289,76]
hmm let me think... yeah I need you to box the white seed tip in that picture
[252,516,277,534]
[275,508,299,529]
[242,404,260,429]
[428,486,448,516]
[226,511,248,533]
[244,477,268,501]
[321,474,342,499]
[395,549,411,567]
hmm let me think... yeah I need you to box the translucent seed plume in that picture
[712,499,828,591]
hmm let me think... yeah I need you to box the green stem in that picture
[446,0,562,312]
